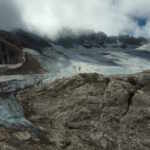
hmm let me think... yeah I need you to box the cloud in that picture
[0,0,25,30]
[1,0,150,38]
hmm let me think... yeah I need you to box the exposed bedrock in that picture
[0,71,149,149]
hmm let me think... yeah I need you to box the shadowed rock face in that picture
[0,72,149,150]
[0,39,24,65]
[0,38,45,75]
[0,30,51,52]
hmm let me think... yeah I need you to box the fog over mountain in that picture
[1,0,150,38]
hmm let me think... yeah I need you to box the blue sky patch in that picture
[136,17,147,27]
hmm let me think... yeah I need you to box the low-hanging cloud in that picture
[1,0,150,38]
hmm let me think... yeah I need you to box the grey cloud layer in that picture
[0,0,24,30]
[1,0,150,37]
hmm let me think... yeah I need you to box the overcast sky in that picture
[0,0,150,38]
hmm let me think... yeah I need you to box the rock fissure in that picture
[122,91,135,118]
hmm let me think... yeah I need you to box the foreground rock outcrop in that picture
[0,71,149,150]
